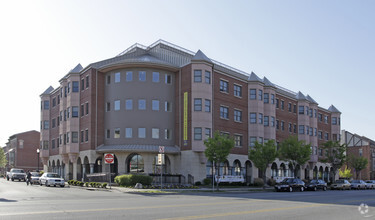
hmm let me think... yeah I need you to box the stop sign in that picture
[104,153,114,164]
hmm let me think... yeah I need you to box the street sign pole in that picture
[104,153,114,189]
[161,158,163,191]
[158,146,165,191]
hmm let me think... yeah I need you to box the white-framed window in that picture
[138,99,146,110]
[138,128,146,138]
[250,113,256,124]
[152,128,159,139]
[139,71,146,81]
[165,129,171,140]
[205,128,211,140]
[220,80,229,93]
[194,127,202,140]
[264,93,269,103]
[114,100,120,111]
[259,113,263,124]
[250,89,256,100]
[165,74,172,84]
[234,135,243,147]
[194,70,202,82]
[234,109,242,122]
[234,84,242,97]
[126,71,133,82]
[125,128,132,138]
[205,71,211,84]
[249,137,257,147]
[115,72,120,83]
[194,98,202,111]
[258,90,263,101]
[114,128,120,138]
[264,116,269,126]
[152,100,159,111]
[126,99,133,110]
[205,99,211,112]
[152,72,159,82]
[220,106,229,119]
[165,101,171,112]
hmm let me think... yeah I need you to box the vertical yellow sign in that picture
[183,92,188,146]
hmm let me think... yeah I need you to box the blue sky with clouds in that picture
[0,0,374,145]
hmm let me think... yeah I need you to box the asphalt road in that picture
[1,178,374,220]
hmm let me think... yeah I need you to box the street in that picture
[0,178,374,220]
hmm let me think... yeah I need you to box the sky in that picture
[0,0,374,146]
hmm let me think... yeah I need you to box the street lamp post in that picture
[36,149,40,172]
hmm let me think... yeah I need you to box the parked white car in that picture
[365,180,375,189]
[39,173,65,187]
[350,180,367,190]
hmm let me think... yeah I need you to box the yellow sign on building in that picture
[183,92,188,146]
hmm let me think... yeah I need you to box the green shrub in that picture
[85,182,89,187]
[96,182,102,188]
[267,178,276,186]
[203,178,211,185]
[253,178,264,187]
[195,181,201,186]
[102,183,108,188]
[89,182,94,187]
[68,180,73,185]
[114,174,153,187]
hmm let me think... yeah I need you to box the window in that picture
[72,81,79,92]
[314,109,317,118]
[85,129,88,142]
[324,115,329,124]
[259,113,263,124]
[271,94,275,104]
[138,99,146,110]
[293,104,296,113]
[114,72,120,83]
[152,100,159,111]
[165,101,171,112]
[106,102,111,112]
[125,128,132,138]
[205,128,211,140]
[72,106,79,117]
[359,149,363,157]
[306,126,309,135]
[152,72,159,82]
[152,128,159,139]
[258,90,263,101]
[271,117,275,127]
[220,80,228,93]
[332,117,337,125]
[52,139,55,149]
[80,131,84,143]
[325,132,329,140]
[205,71,211,84]
[139,71,146,81]
[165,129,171,140]
[106,129,110,139]
[234,110,242,122]
[107,75,111,84]
[64,110,67,121]
[318,131,323,139]
[281,121,284,130]
[281,100,284,110]
[114,100,120,111]
[52,118,56,128]
[194,98,202,111]
[250,137,257,147]
[138,128,146,138]
[64,86,67,97]
[309,127,313,136]
[194,70,202,82]
[57,96,60,105]
[250,113,256,124]
[299,106,304,114]
[86,103,89,115]
[194,127,202,140]
[43,120,49,130]
[165,74,171,84]
[314,128,317,136]
[319,149,323,156]
[72,132,78,143]
[126,99,133,110]
[114,128,120,138]
[205,99,211,112]
[68,82,71,93]
[288,123,292,132]
[264,116,269,126]
[81,78,84,91]
[43,100,50,110]
[86,76,89,88]
[234,135,243,147]
[293,124,297,133]
[318,113,323,122]
[309,109,313,117]
[250,89,256,100]
[81,105,84,117]
[67,107,70,118]
[299,125,304,134]
[264,93,269,103]
[220,106,229,119]
[234,84,242,97]
[259,137,263,145]
[126,71,133,82]
[288,103,292,112]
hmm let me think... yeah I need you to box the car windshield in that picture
[31,172,40,177]
[47,174,60,178]
[13,169,24,173]
[335,180,345,183]
[366,181,372,183]
[310,180,318,184]
[281,178,294,183]
[351,180,360,183]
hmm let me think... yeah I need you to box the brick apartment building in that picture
[341,130,375,180]
[39,40,341,183]
[3,130,42,172]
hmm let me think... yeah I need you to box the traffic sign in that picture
[159,146,165,153]
[104,153,114,164]
[157,153,165,165]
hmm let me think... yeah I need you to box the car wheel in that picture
[289,187,293,192]
[11,178,14,181]
[314,186,317,191]
[60,185,65,188]
[323,186,327,191]
[45,181,49,187]
[300,187,304,192]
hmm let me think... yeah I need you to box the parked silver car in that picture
[350,180,367,190]
[39,173,65,187]
[365,180,375,189]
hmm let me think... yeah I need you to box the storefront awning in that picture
[96,144,180,154]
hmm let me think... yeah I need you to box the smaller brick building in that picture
[341,130,375,180]
[3,130,42,172]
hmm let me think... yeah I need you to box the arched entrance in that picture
[279,163,286,177]
[313,166,318,179]
[110,155,118,175]
[288,164,293,177]
[153,155,171,174]
[219,160,230,176]
[330,167,335,183]
[94,157,102,173]
[77,157,82,181]
[318,166,323,179]
[271,162,278,178]
[304,165,310,180]
[245,160,253,184]
[233,160,241,176]
[127,153,144,173]
[324,167,329,182]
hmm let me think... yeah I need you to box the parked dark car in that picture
[275,178,305,192]
[306,179,327,191]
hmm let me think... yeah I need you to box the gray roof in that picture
[263,77,276,87]
[191,50,212,63]
[248,72,263,82]
[328,105,341,113]
[41,86,54,96]
[96,144,180,154]
[69,64,83,73]
[296,91,308,101]
[306,95,318,105]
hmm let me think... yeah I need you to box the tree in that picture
[348,155,368,179]
[0,147,7,169]
[279,136,311,178]
[339,166,353,179]
[319,141,346,182]
[248,140,278,188]
[204,131,235,190]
